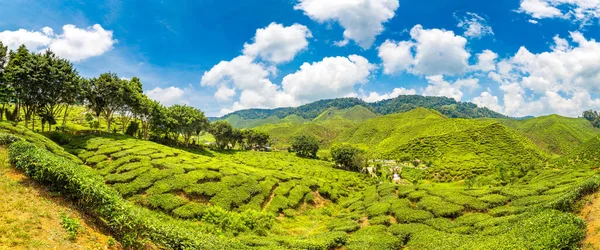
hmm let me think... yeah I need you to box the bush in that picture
[478,194,509,206]
[8,140,246,249]
[346,225,402,250]
[366,202,390,218]
[60,213,81,241]
[292,135,319,158]
[327,218,360,232]
[417,196,464,218]
[330,144,365,171]
[48,131,70,145]
[0,133,21,145]
[126,121,140,136]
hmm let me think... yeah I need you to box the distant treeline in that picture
[0,42,267,150]
[218,95,506,121]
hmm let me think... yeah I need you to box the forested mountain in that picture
[216,95,506,124]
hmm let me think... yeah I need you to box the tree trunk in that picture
[63,105,69,126]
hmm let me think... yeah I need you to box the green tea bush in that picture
[369,215,391,226]
[346,225,402,250]
[147,193,189,211]
[0,132,21,145]
[392,206,433,223]
[366,202,390,218]
[326,218,360,232]
[172,202,207,219]
[417,196,464,217]
[478,194,509,206]
[8,140,246,249]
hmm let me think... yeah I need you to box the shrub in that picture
[330,144,365,171]
[172,202,207,219]
[292,135,319,158]
[0,133,21,145]
[327,218,360,232]
[8,140,244,249]
[478,194,509,206]
[346,225,402,250]
[48,131,70,145]
[60,213,81,241]
[417,196,464,218]
[392,206,433,223]
[366,202,390,218]
[147,193,189,211]
[369,215,391,226]
[126,121,140,136]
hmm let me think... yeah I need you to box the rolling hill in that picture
[336,108,548,181]
[217,95,506,128]
[498,115,600,155]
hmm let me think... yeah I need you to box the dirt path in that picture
[579,192,600,249]
[0,147,119,250]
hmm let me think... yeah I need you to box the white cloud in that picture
[378,40,414,74]
[410,25,471,75]
[146,86,187,106]
[422,75,479,101]
[377,25,471,76]
[456,12,494,38]
[528,19,539,24]
[214,86,236,102]
[472,91,502,112]
[361,87,417,102]
[242,23,312,64]
[294,0,400,49]
[518,0,600,25]
[472,50,498,72]
[0,28,52,51]
[0,24,115,62]
[519,0,563,19]
[282,55,376,103]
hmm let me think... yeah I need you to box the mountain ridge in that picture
[212,95,506,126]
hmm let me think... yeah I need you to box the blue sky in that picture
[1,0,600,117]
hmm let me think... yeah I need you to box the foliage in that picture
[60,213,81,241]
[583,110,600,128]
[330,144,365,171]
[291,134,319,158]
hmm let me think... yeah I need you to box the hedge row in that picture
[6,139,247,249]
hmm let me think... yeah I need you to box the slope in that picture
[217,95,506,128]
[499,115,600,155]
[337,108,548,181]
[255,105,378,148]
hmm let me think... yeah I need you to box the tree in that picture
[209,121,233,150]
[291,135,319,158]
[583,110,600,128]
[86,72,129,132]
[331,144,366,171]
[168,104,208,146]
[3,45,36,126]
[36,50,80,131]
[118,77,143,133]
[0,41,9,120]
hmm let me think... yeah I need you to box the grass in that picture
[0,147,115,249]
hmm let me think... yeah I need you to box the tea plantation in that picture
[1,107,600,249]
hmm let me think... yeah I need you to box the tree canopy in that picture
[291,135,319,158]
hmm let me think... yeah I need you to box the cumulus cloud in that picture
[282,55,376,103]
[0,24,115,62]
[361,87,417,102]
[422,75,479,101]
[243,23,312,64]
[146,86,187,106]
[472,50,498,72]
[480,31,600,117]
[378,25,471,76]
[201,54,376,115]
[471,91,502,112]
[294,0,399,49]
[518,0,600,25]
[378,40,414,74]
[456,12,494,38]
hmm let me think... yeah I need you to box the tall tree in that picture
[3,45,36,126]
[86,72,128,132]
[36,50,80,131]
[291,135,319,158]
[0,41,10,120]
[118,77,143,133]
[209,121,233,150]
[168,104,209,146]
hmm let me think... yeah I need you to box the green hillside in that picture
[254,106,376,148]
[499,115,600,155]
[336,108,548,181]
[3,124,599,249]
[218,95,506,129]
